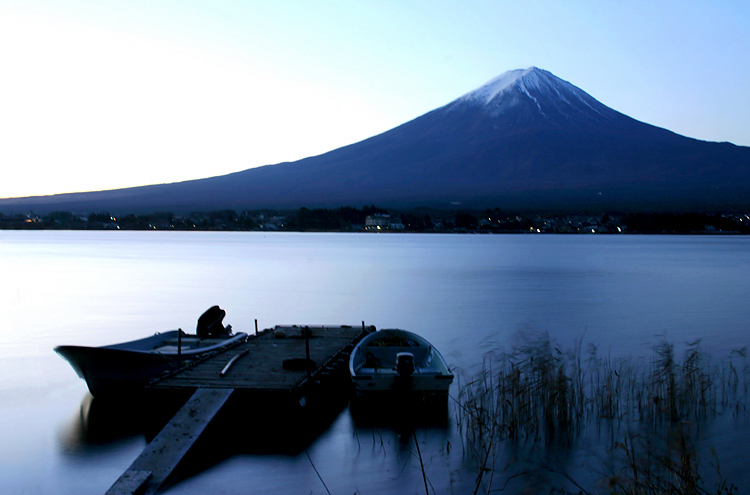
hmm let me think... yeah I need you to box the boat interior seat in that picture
[357,367,398,375]
[162,337,201,346]
[151,345,193,353]
[357,366,437,375]
[365,346,430,366]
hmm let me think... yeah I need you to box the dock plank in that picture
[106,387,233,495]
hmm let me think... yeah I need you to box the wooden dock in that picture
[106,324,370,495]
[152,324,364,393]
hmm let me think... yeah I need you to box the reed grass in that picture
[453,333,748,494]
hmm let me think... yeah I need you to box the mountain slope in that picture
[2,67,749,214]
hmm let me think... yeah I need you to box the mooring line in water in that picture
[412,430,430,495]
[305,450,332,495]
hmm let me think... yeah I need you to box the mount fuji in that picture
[2,67,749,213]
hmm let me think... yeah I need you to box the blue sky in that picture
[1,0,748,198]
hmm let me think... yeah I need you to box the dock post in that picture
[305,326,311,377]
[254,319,258,335]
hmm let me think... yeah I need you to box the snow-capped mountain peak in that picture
[458,67,545,105]
[452,67,616,125]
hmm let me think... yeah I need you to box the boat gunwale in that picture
[54,330,248,358]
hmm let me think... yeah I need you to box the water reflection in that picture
[58,388,459,492]
[59,394,148,453]
[60,389,357,488]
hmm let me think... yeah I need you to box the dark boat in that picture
[349,328,453,403]
[55,306,247,397]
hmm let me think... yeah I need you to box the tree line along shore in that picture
[2,206,749,234]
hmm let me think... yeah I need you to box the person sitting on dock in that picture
[197,305,231,339]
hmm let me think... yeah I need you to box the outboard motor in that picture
[396,352,415,377]
[197,305,228,339]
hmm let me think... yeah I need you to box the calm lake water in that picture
[1,231,748,494]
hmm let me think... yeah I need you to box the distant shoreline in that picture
[2,207,748,235]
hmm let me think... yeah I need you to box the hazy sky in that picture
[1,0,748,198]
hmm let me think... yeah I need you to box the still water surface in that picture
[1,231,748,493]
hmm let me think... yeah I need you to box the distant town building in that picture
[365,214,403,231]
[365,214,389,230]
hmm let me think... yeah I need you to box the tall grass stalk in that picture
[454,333,747,494]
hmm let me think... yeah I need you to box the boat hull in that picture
[55,331,246,397]
[56,345,183,397]
[351,373,453,397]
[349,329,453,401]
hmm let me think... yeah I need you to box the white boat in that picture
[349,329,453,402]
[55,306,247,397]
